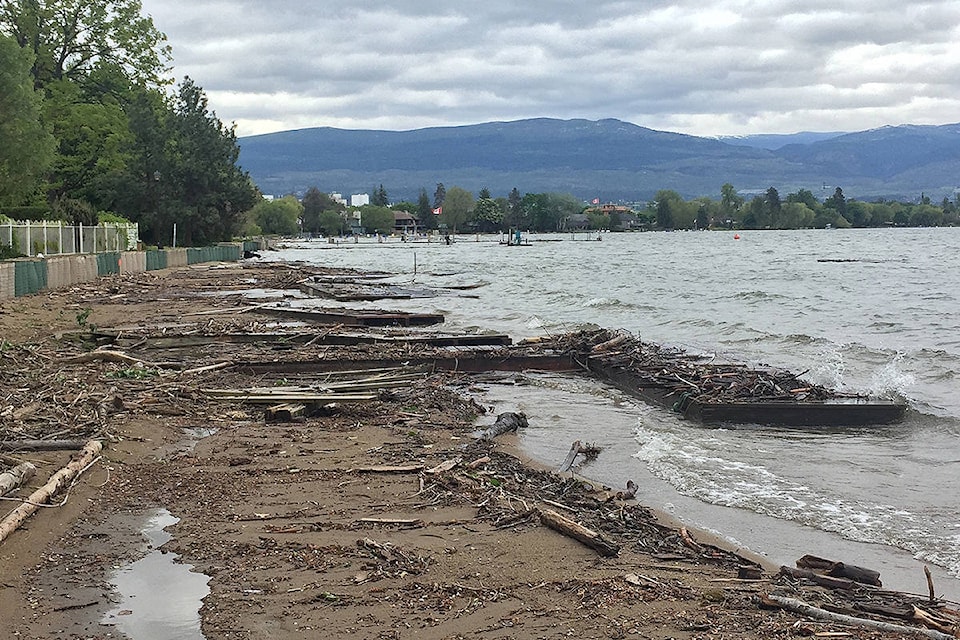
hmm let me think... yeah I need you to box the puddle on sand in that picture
[103,509,210,639]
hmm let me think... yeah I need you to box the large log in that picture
[0,439,89,452]
[0,440,103,545]
[0,462,36,496]
[796,554,882,587]
[766,595,955,640]
[539,508,620,557]
[480,412,528,440]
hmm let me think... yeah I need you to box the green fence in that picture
[14,260,48,297]
[186,244,241,264]
[4,240,249,299]
[145,250,167,271]
[96,252,121,276]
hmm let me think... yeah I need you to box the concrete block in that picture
[0,262,14,300]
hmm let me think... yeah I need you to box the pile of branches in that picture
[549,328,849,405]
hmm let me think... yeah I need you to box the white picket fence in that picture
[0,220,139,256]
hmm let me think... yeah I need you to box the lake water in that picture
[265,227,960,599]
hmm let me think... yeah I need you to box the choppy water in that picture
[266,227,960,598]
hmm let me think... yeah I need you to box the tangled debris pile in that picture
[0,262,952,639]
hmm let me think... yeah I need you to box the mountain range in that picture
[237,118,960,203]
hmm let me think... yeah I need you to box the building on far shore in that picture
[350,194,369,207]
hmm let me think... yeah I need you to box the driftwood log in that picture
[0,440,103,545]
[557,440,582,472]
[0,462,36,496]
[766,595,956,640]
[797,553,882,587]
[0,439,89,452]
[480,412,527,440]
[539,508,620,557]
[780,565,858,590]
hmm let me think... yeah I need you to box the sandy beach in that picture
[0,259,953,639]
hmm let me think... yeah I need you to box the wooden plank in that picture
[253,306,444,327]
[265,403,306,422]
[238,355,579,375]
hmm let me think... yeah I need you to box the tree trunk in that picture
[480,412,527,440]
[0,440,103,545]
[0,462,36,496]
[539,508,620,557]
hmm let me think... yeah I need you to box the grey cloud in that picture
[141,0,960,136]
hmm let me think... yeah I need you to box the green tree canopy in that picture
[318,210,347,236]
[0,34,55,207]
[440,186,473,233]
[359,205,395,234]
[252,196,300,235]
[0,0,172,89]
[301,187,342,234]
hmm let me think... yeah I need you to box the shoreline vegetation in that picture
[1,258,957,639]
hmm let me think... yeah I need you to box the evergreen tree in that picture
[371,183,388,206]
[433,183,445,209]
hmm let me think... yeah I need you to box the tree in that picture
[472,195,502,232]
[433,183,445,209]
[0,0,172,89]
[41,76,133,211]
[654,190,682,230]
[440,186,473,233]
[506,187,523,228]
[0,34,55,207]
[371,183,388,207]
[160,76,259,246]
[302,187,341,234]
[786,188,819,210]
[252,196,300,235]
[318,210,346,236]
[415,187,436,230]
[720,183,743,223]
[359,205,395,234]
[765,187,782,227]
[824,187,847,219]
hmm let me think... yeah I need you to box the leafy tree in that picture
[0,34,55,207]
[51,196,96,225]
[433,183,445,209]
[720,183,743,222]
[780,202,815,228]
[824,187,847,219]
[786,188,819,210]
[252,196,300,235]
[742,196,766,229]
[440,186,473,233]
[654,190,683,230]
[909,204,943,226]
[359,204,395,234]
[0,0,172,89]
[846,200,871,227]
[318,210,346,236]
[472,195,502,232]
[371,183,388,207]
[302,187,341,233]
[42,76,133,210]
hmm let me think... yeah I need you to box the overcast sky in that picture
[138,0,960,138]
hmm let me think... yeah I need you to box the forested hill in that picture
[237,118,960,202]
